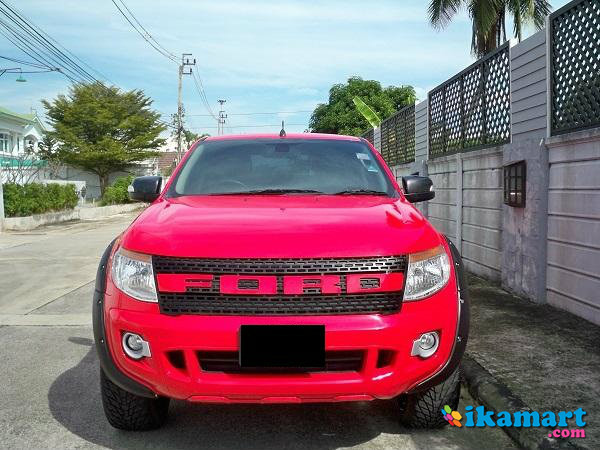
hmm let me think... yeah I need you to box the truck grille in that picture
[159,292,402,315]
[197,350,365,373]
[153,256,407,316]
[153,256,406,274]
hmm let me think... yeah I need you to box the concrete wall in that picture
[390,145,504,281]
[369,22,600,326]
[2,203,145,232]
[501,30,550,302]
[414,100,428,165]
[510,31,548,141]
[427,155,457,244]
[373,126,381,152]
[544,128,600,326]
[42,165,152,200]
[426,148,504,280]
[461,148,504,280]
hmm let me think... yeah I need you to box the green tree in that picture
[428,0,551,57]
[42,82,165,195]
[309,77,416,136]
[169,107,209,152]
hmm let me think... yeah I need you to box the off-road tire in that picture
[100,369,169,431]
[397,368,460,428]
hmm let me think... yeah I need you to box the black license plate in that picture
[240,325,325,369]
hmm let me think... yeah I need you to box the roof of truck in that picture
[203,133,362,142]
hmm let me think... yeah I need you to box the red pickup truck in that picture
[93,133,469,430]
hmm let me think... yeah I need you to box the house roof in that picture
[0,106,46,132]
[0,106,35,122]
[157,151,178,173]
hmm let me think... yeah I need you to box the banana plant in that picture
[353,96,381,129]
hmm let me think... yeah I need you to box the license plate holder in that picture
[239,325,325,370]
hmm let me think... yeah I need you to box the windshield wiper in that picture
[333,189,388,196]
[215,189,325,195]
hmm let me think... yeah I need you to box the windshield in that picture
[168,138,396,197]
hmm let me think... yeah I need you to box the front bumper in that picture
[101,274,460,403]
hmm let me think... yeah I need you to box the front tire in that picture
[100,370,169,431]
[397,368,460,428]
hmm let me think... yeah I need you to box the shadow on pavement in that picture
[48,339,406,449]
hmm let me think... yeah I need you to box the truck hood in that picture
[121,195,442,258]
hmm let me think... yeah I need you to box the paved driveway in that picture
[0,213,514,449]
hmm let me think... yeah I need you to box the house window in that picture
[503,160,526,207]
[0,133,10,152]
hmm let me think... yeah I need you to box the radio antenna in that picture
[279,120,286,137]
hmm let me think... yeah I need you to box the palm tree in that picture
[428,0,551,57]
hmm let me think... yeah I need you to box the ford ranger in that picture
[92,133,469,430]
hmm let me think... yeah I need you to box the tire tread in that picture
[100,370,169,431]
[399,368,460,428]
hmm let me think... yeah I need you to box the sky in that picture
[1,0,570,136]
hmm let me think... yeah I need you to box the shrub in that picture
[2,182,79,217]
[100,175,134,206]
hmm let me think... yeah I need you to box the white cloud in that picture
[2,0,478,131]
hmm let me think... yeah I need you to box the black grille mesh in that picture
[197,350,364,373]
[158,292,402,316]
[153,256,406,274]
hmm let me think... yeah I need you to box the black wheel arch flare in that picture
[92,239,157,398]
[407,235,470,393]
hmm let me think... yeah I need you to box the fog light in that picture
[411,331,439,358]
[122,332,151,359]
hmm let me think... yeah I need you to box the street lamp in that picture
[0,67,26,82]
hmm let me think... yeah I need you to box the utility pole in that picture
[218,99,227,135]
[177,53,195,161]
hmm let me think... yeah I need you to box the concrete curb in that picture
[2,203,145,232]
[461,354,586,450]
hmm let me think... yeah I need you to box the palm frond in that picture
[506,0,523,40]
[468,0,504,56]
[428,0,465,29]
[532,0,552,29]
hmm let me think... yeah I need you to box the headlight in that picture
[111,247,157,302]
[404,245,451,301]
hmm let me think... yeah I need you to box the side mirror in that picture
[128,176,162,202]
[402,175,435,203]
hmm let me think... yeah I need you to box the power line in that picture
[191,69,218,120]
[0,54,48,69]
[107,0,217,133]
[110,0,177,63]
[116,0,177,61]
[188,123,307,130]
[0,1,100,84]
[1,68,59,74]
[0,21,80,84]
[27,13,114,84]
[0,1,97,82]
[187,110,314,117]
